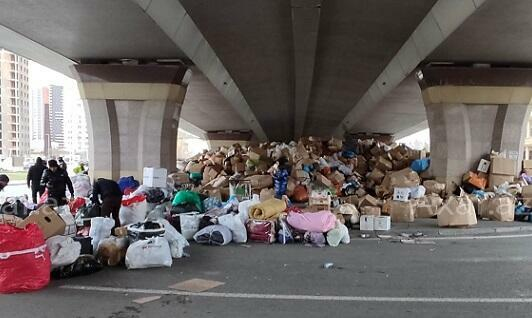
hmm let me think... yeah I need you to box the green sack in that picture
[172,190,203,212]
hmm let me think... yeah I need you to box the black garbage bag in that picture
[75,203,101,226]
[146,188,166,204]
[51,255,103,279]
[170,203,198,215]
[0,200,29,219]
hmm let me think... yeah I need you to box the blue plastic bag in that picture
[117,176,140,194]
[410,158,430,173]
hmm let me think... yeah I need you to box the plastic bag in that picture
[277,218,293,244]
[0,199,29,219]
[286,210,337,233]
[246,219,276,243]
[119,195,148,226]
[125,237,172,269]
[410,158,430,173]
[193,225,233,246]
[117,176,140,194]
[326,220,350,247]
[0,224,50,293]
[172,190,203,212]
[71,174,91,197]
[161,219,189,258]
[51,255,103,279]
[238,194,260,224]
[46,236,81,269]
[38,189,49,205]
[89,217,115,254]
[218,213,247,243]
[180,212,202,240]
[69,197,87,214]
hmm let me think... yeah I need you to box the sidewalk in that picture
[351,218,532,239]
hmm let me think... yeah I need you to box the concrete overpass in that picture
[1,0,531,185]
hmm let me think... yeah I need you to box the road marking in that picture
[61,285,532,303]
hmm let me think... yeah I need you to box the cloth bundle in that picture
[248,198,287,220]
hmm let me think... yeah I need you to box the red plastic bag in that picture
[246,219,276,243]
[0,224,51,293]
[121,194,146,207]
[38,189,48,205]
[69,197,86,214]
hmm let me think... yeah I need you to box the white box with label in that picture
[374,216,391,231]
[360,215,375,231]
[393,187,410,202]
[143,167,168,188]
[477,159,490,173]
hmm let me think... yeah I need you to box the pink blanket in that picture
[286,210,337,233]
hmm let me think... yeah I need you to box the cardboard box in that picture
[359,194,379,208]
[522,185,532,198]
[477,159,491,173]
[315,172,334,189]
[375,156,393,171]
[361,206,381,216]
[463,171,487,189]
[489,174,515,188]
[245,175,273,190]
[143,167,168,188]
[382,168,420,192]
[490,157,517,176]
[22,205,66,239]
[389,147,404,161]
[479,196,514,222]
[203,166,220,183]
[189,162,204,174]
[393,187,411,202]
[524,160,532,169]
[233,162,246,173]
[415,194,443,218]
[327,171,345,185]
[423,180,446,196]
[389,201,415,223]
[360,215,375,231]
[169,172,190,184]
[374,216,391,231]
[392,159,409,171]
[114,226,128,237]
[437,196,477,227]
[368,168,385,184]
[0,214,24,228]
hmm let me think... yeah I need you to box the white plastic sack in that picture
[89,217,115,254]
[409,185,426,199]
[180,212,202,240]
[125,237,172,269]
[161,219,189,258]
[218,213,247,243]
[56,206,76,237]
[237,194,260,224]
[71,174,91,197]
[193,225,232,246]
[119,200,148,226]
[46,235,81,269]
[326,220,350,247]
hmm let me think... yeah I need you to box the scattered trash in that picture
[360,233,371,239]
[323,262,334,269]
[168,278,225,293]
[132,296,162,304]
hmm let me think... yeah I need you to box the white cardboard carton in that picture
[360,215,375,231]
[393,187,410,202]
[477,159,490,173]
[143,167,168,188]
[374,216,391,231]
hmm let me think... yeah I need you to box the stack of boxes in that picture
[489,157,517,187]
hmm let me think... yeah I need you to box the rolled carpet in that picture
[249,198,287,220]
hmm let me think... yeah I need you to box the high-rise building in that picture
[64,100,88,161]
[30,87,44,151]
[48,84,64,151]
[0,49,30,160]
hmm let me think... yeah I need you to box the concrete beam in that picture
[0,23,75,76]
[291,0,321,139]
[134,0,268,141]
[334,0,486,137]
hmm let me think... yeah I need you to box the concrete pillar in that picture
[71,64,190,180]
[418,66,532,190]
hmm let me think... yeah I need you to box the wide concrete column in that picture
[71,64,190,180]
[418,66,532,190]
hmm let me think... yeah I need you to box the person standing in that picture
[26,157,47,204]
[58,157,67,171]
[40,159,74,207]
[91,178,123,227]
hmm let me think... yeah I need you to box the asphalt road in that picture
[2,236,532,318]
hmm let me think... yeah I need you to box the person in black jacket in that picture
[26,157,47,204]
[92,178,122,227]
[40,159,74,207]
